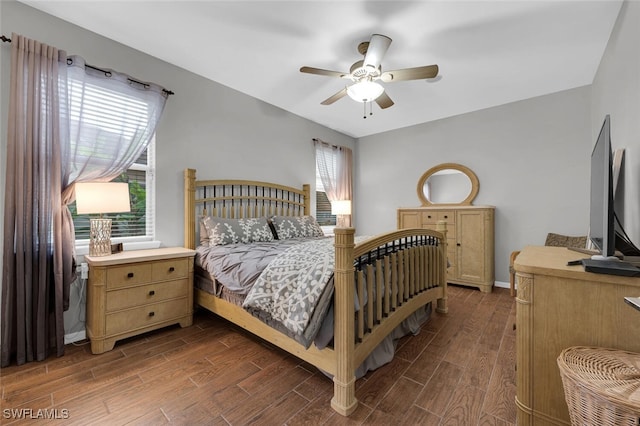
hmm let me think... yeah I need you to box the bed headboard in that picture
[184,168,311,249]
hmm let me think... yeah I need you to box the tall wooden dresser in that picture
[400,163,495,292]
[85,247,195,354]
[398,205,495,292]
[514,246,640,425]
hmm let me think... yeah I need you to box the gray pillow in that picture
[201,216,274,246]
[271,215,324,239]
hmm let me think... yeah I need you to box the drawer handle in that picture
[127,272,134,278]
[457,243,461,246]
[148,311,155,317]
[169,267,175,272]
[149,290,155,296]
[443,215,448,219]
[427,215,432,218]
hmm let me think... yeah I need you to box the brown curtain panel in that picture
[1,34,69,367]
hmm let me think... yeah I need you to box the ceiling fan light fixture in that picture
[347,80,384,103]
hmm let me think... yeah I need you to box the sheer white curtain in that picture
[60,55,169,267]
[63,56,168,183]
[314,139,353,226]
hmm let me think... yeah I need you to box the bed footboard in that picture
[332,225,447,415]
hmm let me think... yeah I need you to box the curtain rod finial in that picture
[1,35,12,43]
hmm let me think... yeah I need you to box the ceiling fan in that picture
[300,34,439,112]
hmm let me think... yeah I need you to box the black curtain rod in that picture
[312,138,340,149]
[2,34,174,95]
[78,61,174,96]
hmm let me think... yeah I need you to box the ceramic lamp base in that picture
[89,218,112,256]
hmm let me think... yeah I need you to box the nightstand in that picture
[85,247,196,354]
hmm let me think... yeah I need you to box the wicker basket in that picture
[557,346,640,426]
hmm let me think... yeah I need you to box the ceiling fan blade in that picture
[375,91,394,109]
[363,34,392,70]
[380,65,439,83]
[300,66,349,79]
[321,87,348,105]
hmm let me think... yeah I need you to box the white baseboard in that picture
[64,330,86,345]
[494,280,510,289]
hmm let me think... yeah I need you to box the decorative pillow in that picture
[271,215,325,239]
[201,216,274,246]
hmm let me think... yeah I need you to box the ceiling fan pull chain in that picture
[369,101,373,117]
[363,102,366,119]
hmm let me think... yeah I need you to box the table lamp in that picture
[75,182,131,256]
[331,200,352,228]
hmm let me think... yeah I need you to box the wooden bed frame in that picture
[183,168,448,416]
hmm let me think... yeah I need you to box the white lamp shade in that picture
[331,200,352,215]
[75,182,131,214]
[347,81,384,103]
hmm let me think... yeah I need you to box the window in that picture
[316,156,336,227]
[71,141,155,244]
[63,60,164,250]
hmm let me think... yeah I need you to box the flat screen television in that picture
[589,114,616,260]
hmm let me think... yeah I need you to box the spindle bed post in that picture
[435,220,448,314]
[332,227,357,415]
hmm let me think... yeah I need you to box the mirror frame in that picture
[417,163,479,206]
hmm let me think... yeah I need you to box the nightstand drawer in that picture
[106,298,189,335]
[106,263,152,289]
[106,279,190,312]
[151,258,189,282]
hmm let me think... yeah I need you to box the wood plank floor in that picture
[1,285,517,425]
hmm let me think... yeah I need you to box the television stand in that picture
[513,246,640,425]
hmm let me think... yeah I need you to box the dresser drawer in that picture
[106,263,152,289]
[151,258,189,282]
[106,279,190,312]
[105,298,189,335]
[422,210,455,225]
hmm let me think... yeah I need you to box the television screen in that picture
[589,115,615,258]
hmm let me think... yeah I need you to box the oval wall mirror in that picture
[417,163,479,206]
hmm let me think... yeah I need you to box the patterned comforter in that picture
[197,236,367,348]
[195,238,319,296]
[243,237,368,348]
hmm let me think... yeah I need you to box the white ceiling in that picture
[20,0,623,138]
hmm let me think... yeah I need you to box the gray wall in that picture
[592,1,640,246]
[0,0,355,246]
[355,87,593,284]
[354,1,639,284]
[0,0,355,338]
